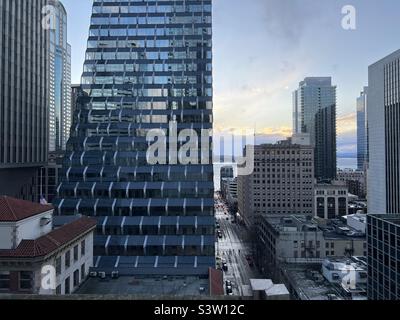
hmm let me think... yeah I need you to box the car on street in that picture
[225,280,232,287]
[222,263,228,272]
[226,286,233,295]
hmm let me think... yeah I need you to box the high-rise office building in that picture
[54,0,214,276]
[0,0,49,200]
[367,214,400,300]
[368,50,400,214]
[48,1,71,152]
[293,77,337,181]
[237,136,314,227]
[357,87,368,171]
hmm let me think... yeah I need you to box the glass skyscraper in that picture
[357,87,368,171]
[293,77,337,181]
[49,0,72,152]
[54,0,215,276]
[367,215,400,300]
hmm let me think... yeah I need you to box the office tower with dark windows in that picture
[367,215,400,300]
[368,50,400,214]
[48,0,72,152]
[357,87,368,171]
[0,0,49,200]
[293,77,337,181]
[71,84,85,118]
[54,0,214,276]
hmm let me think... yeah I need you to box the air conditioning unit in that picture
[40,217,52,226]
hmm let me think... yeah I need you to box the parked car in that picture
[222,263,228,272]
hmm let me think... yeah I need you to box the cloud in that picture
[214,70,303,132]
[337,112,357,156]
[337,112,357,134]
[260,0,325,47]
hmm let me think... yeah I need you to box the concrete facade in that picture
[314,181,348,219]
[238,138,314,227]
[368,49,400,214]
[256,215,366,280]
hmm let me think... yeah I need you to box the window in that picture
[74,245,79,262]
[0,272,10,290]
[81,264,86,279]
[73,270,80,287]
[65,277,70,294]
[56,285,62,294]
[19,272,33,290]
[65,250,71,269]
[81,240,86,256]
[56,257,62,275]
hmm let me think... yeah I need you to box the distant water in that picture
[338,157,357,170]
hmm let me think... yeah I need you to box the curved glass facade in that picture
[293,77,337,181]
[49,1,72,152]
[54,0,214,275]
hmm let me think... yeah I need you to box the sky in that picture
[62,0,400,157]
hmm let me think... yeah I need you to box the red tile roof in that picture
[0,217,97,258]
[0,196,53,222]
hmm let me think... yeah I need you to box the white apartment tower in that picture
[368,49,400,214]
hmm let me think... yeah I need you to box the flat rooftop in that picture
[282,264,336,300]
[281,264,367,300]
[76,276,210,297]
[369,214,400,226]
[260,215,365,240]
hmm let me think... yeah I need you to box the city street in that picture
[214,194,261,296]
